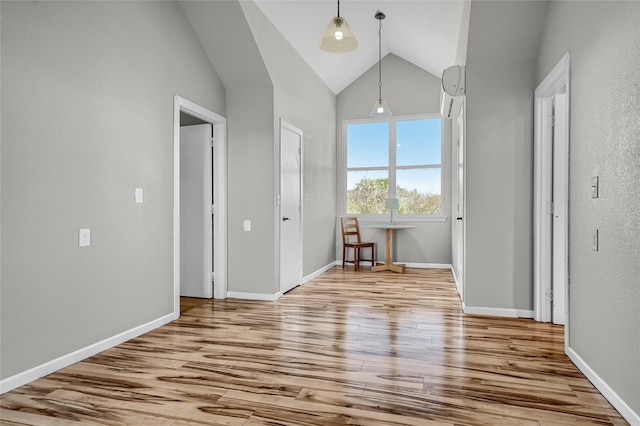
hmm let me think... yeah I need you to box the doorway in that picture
[534,53,570,335]
[180,123,212,298]
[279,119,303,294]
[173,96,227,314]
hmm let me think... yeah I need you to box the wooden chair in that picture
[341,216,375,271]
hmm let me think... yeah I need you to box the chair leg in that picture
[354,247,359,271]
[342,246,346,269]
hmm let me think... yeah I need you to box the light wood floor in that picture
[0,267,627,425]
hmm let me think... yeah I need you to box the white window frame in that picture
[342,114,446,222]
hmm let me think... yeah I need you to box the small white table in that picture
[362,223,416,273]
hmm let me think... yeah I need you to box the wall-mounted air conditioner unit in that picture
[440,90,463,120]
[440,65,466,119]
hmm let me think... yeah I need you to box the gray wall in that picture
[337,54,452,265]
[536,0,640,415]
[0,1,225,378]
[225,86,277,294]
[240,2,338,277]
[182,0,338,294]
[463,1,547,311]
[180,0,278,295]
[465,56,536,310]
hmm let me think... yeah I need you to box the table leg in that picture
[371,228,405,273]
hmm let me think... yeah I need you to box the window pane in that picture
[396,168,441,214]
[396,118,441,166]
[346,122,389,168]
[347,170,388,214]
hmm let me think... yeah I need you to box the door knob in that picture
[282,217,290,221]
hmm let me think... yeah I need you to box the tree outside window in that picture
[345,116,442,216]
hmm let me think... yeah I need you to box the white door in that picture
[180,124,213,298]
[455,105,465,299]
[280,119,302,294]
[539,97,555,322]
[552,94,567,325]
[537,95,568,325]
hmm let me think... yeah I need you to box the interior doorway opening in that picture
[533,53,570,343]
[173,96,227,316]
[180,122,213,299]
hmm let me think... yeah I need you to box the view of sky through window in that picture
[396,119,441,166]
[345,117,442,215]
[346,122,389,168]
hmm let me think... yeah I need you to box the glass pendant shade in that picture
[369,11,392,118]
[318,17,358,53]
[369,99,392,118]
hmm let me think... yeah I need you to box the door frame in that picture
[279,118,303,294]
[173,95,227,313]
[533,53,570,337]
[455,103,466,302]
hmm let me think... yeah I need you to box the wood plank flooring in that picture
[0,267,628,425]
[180,297,210,315]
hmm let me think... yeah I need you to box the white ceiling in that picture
[253,0,468,94]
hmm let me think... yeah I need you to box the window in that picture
[345,116,442,217]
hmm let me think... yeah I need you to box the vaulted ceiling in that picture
[254,0,469,94]
[184,1,470,95]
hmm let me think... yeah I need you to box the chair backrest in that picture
[341,216,362,245]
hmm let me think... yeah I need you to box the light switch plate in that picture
[591,229,599,251]
[79,228,91,247]
[135,188,144,204]
[243,220,251,232]
[591,176,599,198]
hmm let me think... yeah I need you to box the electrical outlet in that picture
[135,188,144,204]
[79,228,91,247]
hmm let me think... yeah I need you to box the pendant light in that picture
[318,0,358,54]
[369,11,392,118]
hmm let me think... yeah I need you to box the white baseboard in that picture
[450,266,463,299]
[0,311,178,395]
[567,347,640,425]
[302,261,340,284]
[225,262,338,301]
[462,303,535,319]
[404,262,453,269]
[226,291,282,301]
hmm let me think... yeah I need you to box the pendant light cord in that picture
[377,17,383,102]
[337,0,340,18]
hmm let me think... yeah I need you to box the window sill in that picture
[353,215,448,223]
